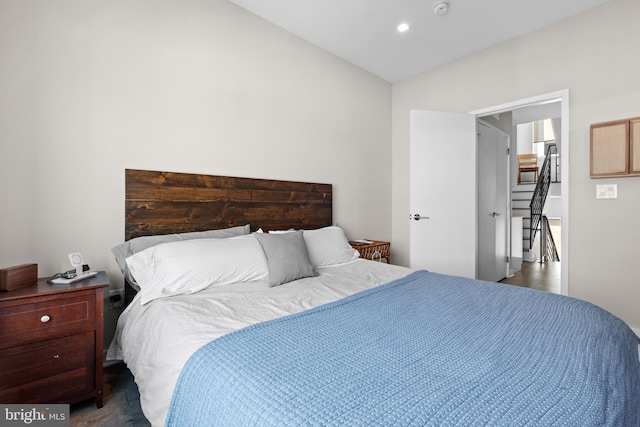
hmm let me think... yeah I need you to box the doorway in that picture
[408,90,568,295]
[472,89,568,296]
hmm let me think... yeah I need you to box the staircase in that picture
[511,144,560,262]
[511,184,536,258]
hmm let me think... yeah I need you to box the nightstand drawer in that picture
[0,272,108,407]
[0,293,96,349]
[0,332,95,403]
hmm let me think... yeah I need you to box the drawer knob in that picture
[40,315,51,323]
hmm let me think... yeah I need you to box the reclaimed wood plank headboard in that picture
[125,169,333,241]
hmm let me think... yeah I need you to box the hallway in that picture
[500,260,561,294]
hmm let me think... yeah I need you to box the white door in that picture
[409,110,477,278]
[477,121,509,282]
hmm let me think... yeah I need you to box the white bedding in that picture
[107,259,412,426]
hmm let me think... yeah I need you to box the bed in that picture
[107,169,640,427]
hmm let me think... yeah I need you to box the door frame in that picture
[470,89,569,296]
[476,119,511,282]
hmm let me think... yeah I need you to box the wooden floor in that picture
[500,260,561,294]
[72,261,560,426]
[70,363,149,427]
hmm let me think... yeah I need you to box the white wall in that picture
[392,0,640,330]
[517,123,533,155]
[0,0,391,346]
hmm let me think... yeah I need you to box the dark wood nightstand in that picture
[349,240,391,263]
[0,271,109,407]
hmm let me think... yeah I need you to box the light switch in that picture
[596,184,617,199]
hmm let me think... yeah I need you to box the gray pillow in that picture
[254,230,317,287]
[111,225,251,287]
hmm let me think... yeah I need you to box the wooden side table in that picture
[349,240,391,263]
[0,271,109,407]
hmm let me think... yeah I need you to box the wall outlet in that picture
[108,288,125,310]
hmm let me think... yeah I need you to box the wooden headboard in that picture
[125,169,332,240]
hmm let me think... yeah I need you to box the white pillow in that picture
[267,229,295,234]
[303,226,360,268]
[126,235,268,305]
[111,225,250,288]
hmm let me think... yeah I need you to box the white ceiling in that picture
[511,102,561,124]
[228,0,611,83]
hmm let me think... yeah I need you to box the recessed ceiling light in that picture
[397,22,410,33]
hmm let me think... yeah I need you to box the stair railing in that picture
[540,215,560,262]
[529,144,557,250]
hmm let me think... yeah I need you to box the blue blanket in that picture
[166,271,640,426]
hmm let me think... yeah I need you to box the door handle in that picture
[413,214,429,221]
[491,212,502,217]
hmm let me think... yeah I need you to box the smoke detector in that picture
[433,1,449,16]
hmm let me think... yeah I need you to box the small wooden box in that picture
[0,264,38,291]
